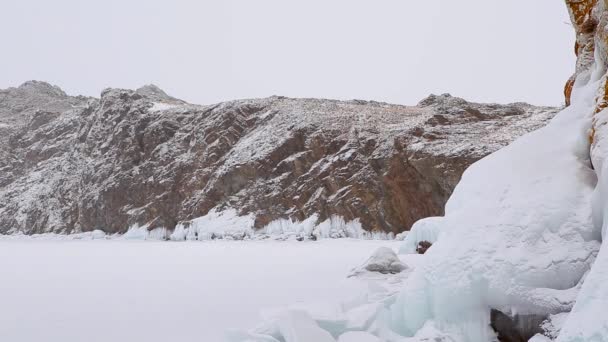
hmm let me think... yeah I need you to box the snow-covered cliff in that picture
[0,82,555,236]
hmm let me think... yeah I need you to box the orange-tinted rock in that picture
[565,77,575,107]
[564,0,608,147]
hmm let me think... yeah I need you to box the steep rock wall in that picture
[0,82,557,235]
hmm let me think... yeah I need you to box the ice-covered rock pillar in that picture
[565,0,608,177]
[564,0,598,108]
[565,0,608,218]
[564,0,608,137]
[555,2,608,341]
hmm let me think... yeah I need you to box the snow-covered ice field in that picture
[0,239,399,342]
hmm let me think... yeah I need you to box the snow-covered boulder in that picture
[351,247,406,276]
[398,217,443,254]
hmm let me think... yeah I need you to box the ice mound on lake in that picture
[350,247,406,276]
[169,208,255,241]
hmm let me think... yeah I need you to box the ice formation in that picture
[3,209,394,242]
[169,208,256,241]
[0,210,397,242]
[397,217,443,255]
[388,66,603,340]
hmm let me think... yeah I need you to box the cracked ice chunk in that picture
[278,310,336,342]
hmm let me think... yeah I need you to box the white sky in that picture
[1,1,574,106]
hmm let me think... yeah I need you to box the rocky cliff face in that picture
[565,0,608,164]
[0,81,557,235]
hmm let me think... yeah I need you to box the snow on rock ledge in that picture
[398,217,443,255]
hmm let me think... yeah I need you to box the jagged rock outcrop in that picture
[0,81,558,235]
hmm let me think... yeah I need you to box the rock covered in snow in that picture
[398,216,442,255]
[0,81,557,235]
[349,247,406,278]
[363,247,406,274]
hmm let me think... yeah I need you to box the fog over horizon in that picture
[2,0,574,107]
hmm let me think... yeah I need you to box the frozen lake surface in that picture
[0,239,398,342]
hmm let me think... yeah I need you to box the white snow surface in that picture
[149,101,180,112]
[0,238,399,342]
[337,331,380,342]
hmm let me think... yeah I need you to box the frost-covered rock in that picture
[398,217,442,254]
[359,247,406,275]
[0,81,557,236]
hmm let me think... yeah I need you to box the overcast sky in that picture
[1,1,574,106]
